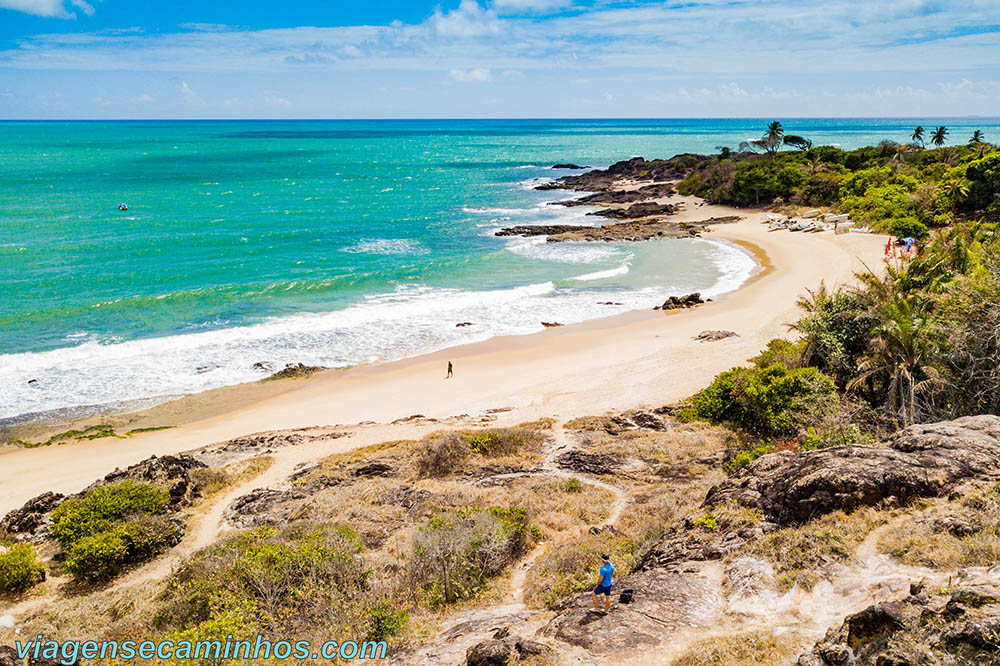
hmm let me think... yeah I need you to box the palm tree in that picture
[846,295,943,426]
[931,126,948,147]
[942,178,969,205]
[970,129,985,145]
[911,126,925,148]
[751,121,785,155]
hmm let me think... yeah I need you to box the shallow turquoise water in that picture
[2,118,998,420]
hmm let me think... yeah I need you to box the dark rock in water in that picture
[705,415,1000,525]
[588,201,678,219]
[251,361,274,372]
[541,322,564,328]
[555,450,623,475]
[496,217,735,243]
[655,293,704,311]
[264,363,324,381]
[27,379,38,385]
[456,322,474,327]
[798,585,1000,666]
[0,491,64,541]
[542,566,716,654]
[194,365,217,374]
[694,330,738,342]
[0,646,19,666]
[597,301,623,305]
[552,163,588,170]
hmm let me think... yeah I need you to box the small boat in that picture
[118,203,128,211]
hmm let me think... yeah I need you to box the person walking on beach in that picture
[591,553,615,614]
[446,361,453,379]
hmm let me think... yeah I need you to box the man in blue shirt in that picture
[591,553,614,614]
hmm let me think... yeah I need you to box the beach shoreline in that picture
[0,195,887,515]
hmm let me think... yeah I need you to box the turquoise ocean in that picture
[3,118,999,423]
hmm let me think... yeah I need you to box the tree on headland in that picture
[970,130,985,145]
[760,121,785,155]
[783,135,813,151]
[911,126,925,148]
[931,126,949,147]
[716,146,731,159]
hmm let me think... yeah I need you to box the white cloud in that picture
[0,0,92,18]
[449,67,492,82]
[492,0,570,14]
[430,0,502,38]
[178,81,199,101]
[129,93,153,103]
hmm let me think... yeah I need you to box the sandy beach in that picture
[0,200,886,516]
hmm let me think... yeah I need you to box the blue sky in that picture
[1,0,999,118]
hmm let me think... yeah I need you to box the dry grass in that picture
[878,482,1000,570]
[523,530,638,610]
[744,507,888,591]
[670,630,802,666]
[190,455,274,504]
[582,422,732,467]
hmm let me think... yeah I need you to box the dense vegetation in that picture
[0,543,46,595]
[50,481,181,581]
[678,123,999,239]
[691,220,1000,456]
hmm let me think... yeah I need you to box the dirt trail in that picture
[406,423,629,666]
[0,422,438,626]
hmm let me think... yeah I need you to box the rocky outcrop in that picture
[197,428,344,465]
[465,636,553,666]
[588,201,679,219]
[694,330,738,342]
[0,491,64,542]
[705,415,1000,525]
[558,183,676,207]
[263,363,324,381]
[84,454,208,508]
[495,219,707,243]
[655,293,705,310]
[1,454,207,542]
[542,566,718,654]
[554,451,624,475]
[0,646,18,666]
[797,584,1000,666]
[536,155,709,193]
[552,163,587,170]
[226,488,307,528]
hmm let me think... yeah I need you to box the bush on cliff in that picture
[51,481,178,582]
[411,507,530,606]
[689,363,838,437]
[0,543,46,595]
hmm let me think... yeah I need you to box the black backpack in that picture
[618,588,633,604]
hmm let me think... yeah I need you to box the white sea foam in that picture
[569,263,631,281]
[504,237,627,264]
[339,239,429,255]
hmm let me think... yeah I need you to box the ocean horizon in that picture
[3,117,999,424]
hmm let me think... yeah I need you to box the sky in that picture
[0,0,999,118]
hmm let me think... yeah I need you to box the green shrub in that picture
[724,443,776,475]
[64,515,180,582]
[693,513,719,531]
[0,543,45,595]
[887,216,929,239]
[415,433,469,478]
[158,523,369,634]
[565,477,584,493]
[411,507,530,606]
[465,427,543,456]
[801,424,875,450]
[690,363,838,437]
[365,603,408,642]
[51,481,169,549]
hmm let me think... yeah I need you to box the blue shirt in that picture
[599,562,614,587]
